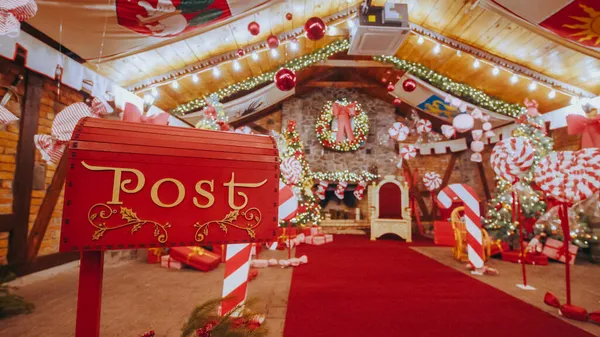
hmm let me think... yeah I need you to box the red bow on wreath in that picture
[332,102,357,142]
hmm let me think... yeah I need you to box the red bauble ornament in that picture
[393,98,402,107]
[495,203,502,211]
[286,12,293,21]
[274,68,296,91]
[237,48,245,57]
[304,17,326,41]
[387,82,395,92]
[267,34,280,49]
[248,21,260,36]
[380,77,388,84]
[402,79,417,92]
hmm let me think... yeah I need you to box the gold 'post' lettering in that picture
[82,161,145,205]
[151,178,186,208]
[223,172,267,210]
[193,180,215,209]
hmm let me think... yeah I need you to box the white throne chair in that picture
[368,175,412,242]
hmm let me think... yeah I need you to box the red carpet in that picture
[283,235,594,337]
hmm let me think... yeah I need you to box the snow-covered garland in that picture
[315,99,369,152]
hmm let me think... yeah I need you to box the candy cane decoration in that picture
[221,243,252,316]
[279,181,298,221]
[437,184,485,271]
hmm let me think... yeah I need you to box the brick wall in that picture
[0,57,85,264]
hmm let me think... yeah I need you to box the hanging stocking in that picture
[335,181,347,199]
[315,180,328,200]
[353,181,367,200]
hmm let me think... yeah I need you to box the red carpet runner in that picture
[283,235,594,337]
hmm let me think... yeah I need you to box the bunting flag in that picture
[490,0,600,51]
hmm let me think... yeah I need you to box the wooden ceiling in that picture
[115,0,599,115]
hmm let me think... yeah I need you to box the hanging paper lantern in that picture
[393,98,402,107]
[267,34,280,49]
[248,21,260,36]
[305,17,326,41]
[452,113,474,133]
[402,79,417,92]
[274,68,296,91]
[286,13,293,21]
[387,82,395,92]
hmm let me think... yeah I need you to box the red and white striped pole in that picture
[437,184,485,273]
[221,243,252,316]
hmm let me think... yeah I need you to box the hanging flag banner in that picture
[488,0,599,52]
[27,0,269,61]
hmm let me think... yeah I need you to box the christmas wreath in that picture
[315,99,369,152]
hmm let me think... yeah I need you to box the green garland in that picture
[373,55,525,117]
[315,99,369,152]
[172,39,351,115]
[311,170,378,183]
[171,39,525,118]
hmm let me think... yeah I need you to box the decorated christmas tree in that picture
[195,94,229,131]
[484,103,553,241]
[276,120,322,227]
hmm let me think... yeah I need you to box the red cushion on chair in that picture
[543,292,560,308]
[560,304,588,322]
[378,183,402,219]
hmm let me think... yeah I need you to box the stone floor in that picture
[1,249,293,337]
[412,246,600,336]
[2,243,600,337]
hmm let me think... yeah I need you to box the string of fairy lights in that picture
[136,18,588,116]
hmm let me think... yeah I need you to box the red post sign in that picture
[60,118,279,337]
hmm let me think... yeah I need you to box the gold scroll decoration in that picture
[88,203,170,243]
[194,207,261,243]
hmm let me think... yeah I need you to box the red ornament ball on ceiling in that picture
[267,34,280,49]
[248,21,260,36]
[380,77,388,84]
[304,17,327,41]
[393,98,402,107]
[402,79,417,92]
[237,49,245,57]
[274,68,296,91]
[387,82,395,92]
[286,13,293,21]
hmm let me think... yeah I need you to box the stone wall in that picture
[282,88,399,176]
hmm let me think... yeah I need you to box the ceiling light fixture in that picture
[212,67,221,78]
[251,51,259,61]
[472,59,480,68]
[233,60,241,71]
[192,74,199,83]
[548,90,556,99]
[492,67,499,76]
[417,36,424,45]
[510,74,518,84]
[151,87,159,97]
[171,80,179,89]
[433,44,441,54]
[528,81,537,91]
[270,48,279,58]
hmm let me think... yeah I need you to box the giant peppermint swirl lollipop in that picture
[490,137,535,183]
[534,149,600,203]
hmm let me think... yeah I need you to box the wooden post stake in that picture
[75,251,104,337]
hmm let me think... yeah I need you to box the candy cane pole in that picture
[437,184,485,274]
[559,203,572,304]
[221,243,252,316]
[514,189,534,290]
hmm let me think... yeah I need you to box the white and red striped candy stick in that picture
[437,184,485,272]
[221,243,252,316]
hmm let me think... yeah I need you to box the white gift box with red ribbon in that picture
[161,255,183,270]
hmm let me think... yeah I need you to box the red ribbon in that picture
[566,114,600,149]
[332,102,357,142]
[122,103,170,125]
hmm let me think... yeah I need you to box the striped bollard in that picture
[221,243,252,316]
[437,184,485,274]
[267,181,298,250]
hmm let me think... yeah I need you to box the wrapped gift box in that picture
[147,248,165,264]
[542,238,578,264]
[250,243,262,257]
[276,227,298,239]
[305,236,325,245]
[433,221,455,246]
[501,250,548,265]
[161,255,183,270]
[170,247,221,272]
[322,234,333,243]
[489,240,510,257]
